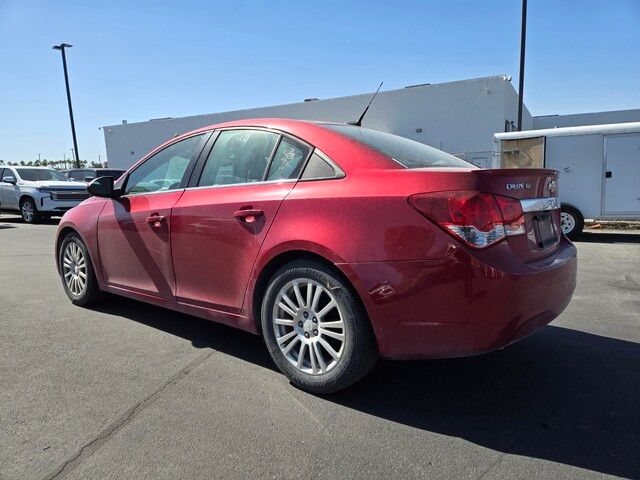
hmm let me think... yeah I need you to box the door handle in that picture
[233,208,264,223]
[146,214,166,226]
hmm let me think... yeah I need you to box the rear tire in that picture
[20,198,41,224]
[58,232,102,306]
[261,260,378,394]
[560,205,584,240]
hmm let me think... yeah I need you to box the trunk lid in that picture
[474,169,561,262]
[400,167,561,263]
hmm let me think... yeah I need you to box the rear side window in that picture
[266,137,310,181]
[324,124,474,169]
[199,130,278,187]
[301,153,341,180]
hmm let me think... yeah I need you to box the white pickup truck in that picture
[0,166,89,223]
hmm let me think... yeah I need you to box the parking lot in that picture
[1,218,638,480]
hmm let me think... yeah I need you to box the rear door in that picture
[97,133,208,298]
[171,129,311,313]
[604,134,640,215]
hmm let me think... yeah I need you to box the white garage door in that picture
[604,134,640,215]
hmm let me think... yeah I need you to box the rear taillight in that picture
[408,190,525,248]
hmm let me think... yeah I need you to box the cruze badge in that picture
[506,183,531,190]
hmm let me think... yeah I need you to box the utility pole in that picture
[53,43,81,168]
[517,0,527,131]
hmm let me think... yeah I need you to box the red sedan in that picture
[56,119,577,393]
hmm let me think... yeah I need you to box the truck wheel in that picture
[560,205,584,240]
[20,198,41,224]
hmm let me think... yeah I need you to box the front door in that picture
[171,129,311,313]
[97,133,207,298]
[0,169,6,209]
[604,134,640,215]
[98,191,184,297]
[0,168,20,210]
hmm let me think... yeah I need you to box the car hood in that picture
[19,180,87,189]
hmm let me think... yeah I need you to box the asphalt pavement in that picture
[1,216,639,480]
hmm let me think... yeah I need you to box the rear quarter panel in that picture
[244,170,464,321]
[260,172,461,265]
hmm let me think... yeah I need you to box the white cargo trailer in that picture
[493,122,640,238]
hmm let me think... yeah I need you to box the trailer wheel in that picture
[560,205,584,240]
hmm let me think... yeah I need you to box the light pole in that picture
[53,43,81,168]
[517,0,527,131]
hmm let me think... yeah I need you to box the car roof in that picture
[140,118,395,174]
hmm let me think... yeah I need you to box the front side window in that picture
[16,168,69,181]
[266,137,310,181]
[198,130,278,187]
[125,134,205,194]
[325,124,475,169]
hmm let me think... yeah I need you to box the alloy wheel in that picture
[21,202,34,222]
[272,278,346,375]
[62,242,87,296]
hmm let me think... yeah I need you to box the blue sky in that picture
[1,0,639,163]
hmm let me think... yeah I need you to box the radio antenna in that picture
[348,81,383,127]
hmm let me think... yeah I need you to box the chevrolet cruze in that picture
[56,119,577,393]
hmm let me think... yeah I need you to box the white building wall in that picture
[533,109,640,129]
[103,75,531,170]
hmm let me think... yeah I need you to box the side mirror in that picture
[2,175,16,184]
[87,176,116,198]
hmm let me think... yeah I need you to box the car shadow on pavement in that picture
[91,295,277,371]
[0,216,61,225]
[333,326,640,479]
[576,231,640,244]
[92,297,639,479]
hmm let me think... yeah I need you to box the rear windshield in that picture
[325,124,474,169]
[100,170,125,179]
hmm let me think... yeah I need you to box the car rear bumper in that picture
[343,236,577,359]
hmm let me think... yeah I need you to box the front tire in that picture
[58,233,102,306]
[20,198,41,224]
[261,260,378,394]
[560,205,584,240]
